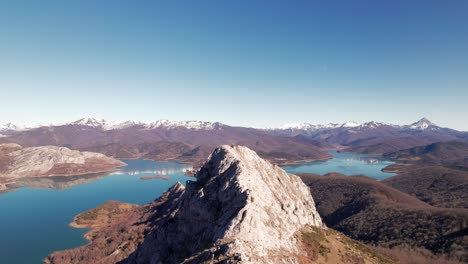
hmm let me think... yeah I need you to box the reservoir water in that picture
[0,160,192,264]
[282,150,395,179]
[0,151,394,264]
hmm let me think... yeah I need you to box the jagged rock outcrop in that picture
[46,145,324,264]
[0,143,126,179]
[128,145,323,263]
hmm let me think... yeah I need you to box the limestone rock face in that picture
[195,145,323,258]
[123,145,323,263]
[0,144,126,178]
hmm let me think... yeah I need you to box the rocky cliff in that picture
[128,145,323,263]
[0,143,126,179]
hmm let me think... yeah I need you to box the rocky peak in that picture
[409,117,437,130]
[167,181,186,194]
[341,121,361,128]
[122,145,323,263]
[0,122,31,132]
[194,145,323,258]
[146,119,225,130]
[278,122,319,131]
[72,117,106,128]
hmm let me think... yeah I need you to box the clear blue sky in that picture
[1,1,467,130]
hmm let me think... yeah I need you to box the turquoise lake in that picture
[0,151,394,264]
[0,160,192,264]
[282,150,395,179]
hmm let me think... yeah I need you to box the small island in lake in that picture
[139,175,170,181]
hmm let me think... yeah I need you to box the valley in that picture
[0,118,467,263]
[299,173,468,262]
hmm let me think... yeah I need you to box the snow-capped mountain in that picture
[146,119,224,130]
[277,121,362,131]
[407,118,438,130]
[1,117,225,132]
[273,120,390,131]
[70,117,225,131]
[1,117,465,161]
[279,122,321,130]
[271,119,440,132]
[358,121,392,128]
[0,123,31,132]
[341,121,361,128]
[72,117,108,128]
[0,117,448,134]
[72,117,145,130]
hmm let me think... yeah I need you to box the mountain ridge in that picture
[1,117,463,132]
[0,119,331,167]
[1,117,466,165]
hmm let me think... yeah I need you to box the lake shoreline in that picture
[283,150,396,180]
[0,159,192,264]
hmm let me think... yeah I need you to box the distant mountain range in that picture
[0,117,460,133]
[1,117,467,165]
[268,118,468,154]
[270,117,439,132]
[0,117,330,166]
[0,117,225,133]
